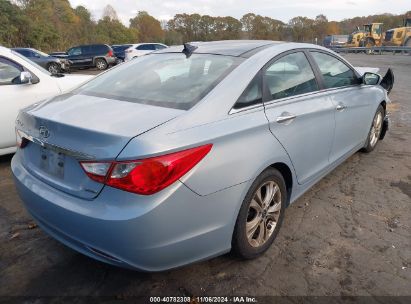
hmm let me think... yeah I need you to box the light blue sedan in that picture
[12,40,393,271]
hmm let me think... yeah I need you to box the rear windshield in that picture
[76,53,242,110]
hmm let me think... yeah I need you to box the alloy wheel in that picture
[369,111,383,147]
[246,181,282,248]
[48,63,59,74]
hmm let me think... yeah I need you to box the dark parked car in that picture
[12,48,70,74]
[62,44,116,70]
[111,44,132,63]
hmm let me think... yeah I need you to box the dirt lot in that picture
[0,54,410,300]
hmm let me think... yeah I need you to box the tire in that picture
[362,105,385,153]
[95,58,108,70]
[232,168,287,259]
[47,62,60,74]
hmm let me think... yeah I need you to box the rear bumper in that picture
[11,151,247,271]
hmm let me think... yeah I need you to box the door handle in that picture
[336,104,347,111]
[276,112,297,124]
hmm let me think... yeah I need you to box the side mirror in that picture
[363,72,380,85]
[20,71,32,84]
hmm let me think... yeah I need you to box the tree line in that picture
[0,0,409,52]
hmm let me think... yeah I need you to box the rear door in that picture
[263,50,335,184]
[308,50,373,162]
[79,45,94,67]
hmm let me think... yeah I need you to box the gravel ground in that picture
[0,54,410,300]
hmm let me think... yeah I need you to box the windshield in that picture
[76,53,242,110]
[11,50,51,75]
[364,25,372,33]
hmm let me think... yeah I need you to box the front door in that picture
[309,51,374,162]
[263,51,335,185]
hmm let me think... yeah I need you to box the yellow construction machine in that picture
[346,23,383,47]
[382,15,411,47]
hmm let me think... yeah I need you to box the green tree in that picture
[130,11,164,42]
[96,17,137,44]
[0,0,28,47]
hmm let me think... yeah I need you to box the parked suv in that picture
[64,44,116,70]
[124,43,168,61]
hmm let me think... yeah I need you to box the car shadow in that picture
[0,154,13,164]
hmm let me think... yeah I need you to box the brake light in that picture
[80,144,212,195]
[107,50,114,57]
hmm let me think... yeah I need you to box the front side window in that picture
[76,53,242,110]
[311,51,359,89]
[264,52,318,100]
[0,57,23,85]
[68,47,82,56]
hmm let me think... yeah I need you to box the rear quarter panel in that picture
[118,108,295,197]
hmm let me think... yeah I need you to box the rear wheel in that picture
[362,105,385,153]
[232,168,286,259]
[95,58,108,70]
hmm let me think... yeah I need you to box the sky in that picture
[68,0,410,25]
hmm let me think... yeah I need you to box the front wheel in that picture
[95,58,108,70]
[362,105,385,153]
[48,62,60,74]
[232,168,286,259]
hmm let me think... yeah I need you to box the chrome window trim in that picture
[229,81,362,115]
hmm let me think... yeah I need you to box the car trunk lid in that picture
[16,93,184,199]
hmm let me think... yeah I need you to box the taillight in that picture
[80,162,111,183]
[107,50,114,57]
[16,130,28,149]
[80,144,212,195]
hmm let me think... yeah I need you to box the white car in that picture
[124,43,168,61]
[0,46,93,155]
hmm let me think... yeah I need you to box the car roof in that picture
[156,40,284,57]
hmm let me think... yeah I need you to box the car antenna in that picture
[182,43,197,58]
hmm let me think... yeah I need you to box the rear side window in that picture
[76,53,242,110]
[264,52,318,100]
[310,52,359,89]
[96,45,109,53]
[234,73,262,109]
[82,46,93,54]
[155,44,167,50]
[137,44,155,51]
